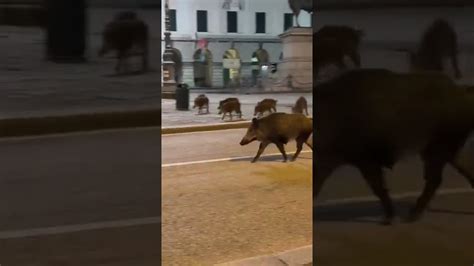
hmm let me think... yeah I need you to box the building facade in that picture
[161,0,312,88]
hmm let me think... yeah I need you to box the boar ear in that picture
[252,118,259,127]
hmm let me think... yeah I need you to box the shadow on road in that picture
[427,208,474,216]
[315,198,474,224]
[314,200,415,224]
[230,154,312,163]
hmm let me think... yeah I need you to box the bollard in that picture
[45,0,86,62]
[176,83,190,111]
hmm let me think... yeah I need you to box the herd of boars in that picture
[193,95,313,163]
[314,18,473,224]
[98,11,473,223]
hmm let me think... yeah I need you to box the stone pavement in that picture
[162,92,313,128]
[0,8,161,119]
[216,245,312,266]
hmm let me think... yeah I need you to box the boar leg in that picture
[314,155,336,201]
[407,158,445,222]
[275,142,288,162]
[142,46,149,72]
[291,139,305,161]
[451,54,461,79]
[357,162,394,225]
[252,141,270,163]
[450,161,474,188]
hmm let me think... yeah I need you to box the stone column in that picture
[274,27,312,91]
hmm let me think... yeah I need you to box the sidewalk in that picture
[162,92,313,128]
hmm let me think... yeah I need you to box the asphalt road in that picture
[315,155,474,266]
[162,129,313,265]
[0,128,161,266]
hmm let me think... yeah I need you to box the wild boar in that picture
[193,94,209,114]
[398,18,461,79]
[254,98,277,117]
[314,25,363,79]
[314,68,474,225]
[217,97,239,111]
[218,100,242,121]
[98,14,149,74]
[240,112,313,163]
[292,96,309,115]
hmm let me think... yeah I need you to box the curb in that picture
[190,89,313,95]
[162,117,313,135]
[215,245,312,266]
[0,109,160,138]
[162,120,251,135]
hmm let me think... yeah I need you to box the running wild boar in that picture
[240,112,313,163]
[314,68,474,225]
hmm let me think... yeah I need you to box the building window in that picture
[169,9,177,31]
[197,10,208,32]
[284,13,293,31]
[227,11,238,33]
[256,12,266,33]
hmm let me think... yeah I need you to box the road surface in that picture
[162,129,313,265]
[0,128,161,266]
[315,155,474,266]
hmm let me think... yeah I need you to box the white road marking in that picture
[0,216,160,240]
[317,187,474,206]
[0,189,471,240]
[161,127,246,137]
[162,150,313,168]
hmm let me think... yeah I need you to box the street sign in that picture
[223,59,241,69]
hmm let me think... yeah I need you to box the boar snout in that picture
[240,135,256,146]
[240,138,249,146]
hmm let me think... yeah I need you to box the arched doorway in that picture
[251,44,270,86]
[193,48,213,87]
[222,48,241,88]
[170,48,183,83]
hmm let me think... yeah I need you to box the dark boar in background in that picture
[292,96,308,115]
[99,12,149,74]
[219,100,242,121]
[193,94,210,114]
[398,18,461,79]
[240,113,313,163]
[314,68,474,225]
[254,99,277,117]
[314,25,363,79]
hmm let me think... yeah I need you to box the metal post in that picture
[45,0,86,63]
[162,0,177,98]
